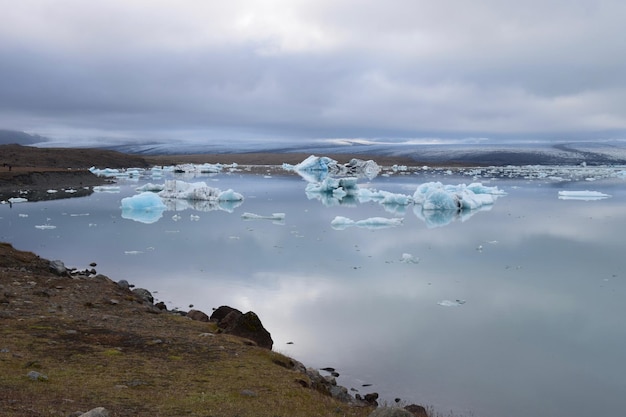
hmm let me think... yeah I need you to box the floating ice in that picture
[241,212,286,222]
[437,299,466,307]
[400,253,420,264]
[331,216,403,230]
[414,182,504,211]
[35,224,57,230]
[8,197,28,203]
[18,214,28,217]
[64,189,77,193]
[47,189,58,193]
[121,192,167,224]
[93,185,120,193]
[158,180,243,202]
[558,190,612,201]
[90,167,144,178]
[173,163,224,174]
[136,183,165,192]
[283,155,381,181]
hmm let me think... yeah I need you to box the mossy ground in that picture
[0,243,374,417]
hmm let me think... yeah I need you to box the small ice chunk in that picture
[47,189,58,193]
[8,197,28,203]
[35,224,57,230]
[136,183,165,192]
[241,212,286,221]
[558,190,611,201]
[93,185,120,193]
[437,299,466,307]
[19,213,29,217]
[331,216,403,230]
[400,253,420,264]
[121,192,167,224]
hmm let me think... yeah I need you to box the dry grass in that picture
[0,243,374,417]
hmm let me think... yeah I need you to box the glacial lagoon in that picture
[2,161,626,417]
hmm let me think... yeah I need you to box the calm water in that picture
[2,166,626,417]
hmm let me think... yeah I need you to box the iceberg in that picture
[558,190,611,201]
[173,163,224,174]
[121,192,167,224]
[241,212,286,223]
[158,180,244,202]
[8,197,28,203]
[93,185,121,193]
[283,155,381,181]
[400,253,420,264]
[331,216,403,230]
[413,182,505,211]
[136,183,165,192]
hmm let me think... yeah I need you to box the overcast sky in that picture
[1,0,625,144]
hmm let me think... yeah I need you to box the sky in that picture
[1,0,626,145]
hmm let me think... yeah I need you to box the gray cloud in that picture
[1,0,625,143]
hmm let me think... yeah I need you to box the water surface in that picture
[2,166,625,417]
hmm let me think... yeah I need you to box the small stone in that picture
[240,389,257,397]
[27,370,48,381]
[78,407,110,417]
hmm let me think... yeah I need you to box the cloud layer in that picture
[1,0,625,143]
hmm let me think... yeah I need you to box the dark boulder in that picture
[404,404,428,417]
[228,311,273,349]
[132,288,153,304]
[210,305,242,322]
[187,309,209,322]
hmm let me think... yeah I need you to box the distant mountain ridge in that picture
[0,130,49,145]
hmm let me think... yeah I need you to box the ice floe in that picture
[158,180,243,202]
[331,216,403,230]
[558,190,612,201]
[437,299,467,307]
[400,253,420,264]
[241,212,286,222]
[120,192,167,224]
[35,224,57,230]
[283,155,381,182]
[93,185,121,193]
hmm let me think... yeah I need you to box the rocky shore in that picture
[1,242,431,417]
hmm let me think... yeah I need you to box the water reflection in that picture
[1,170,626,417]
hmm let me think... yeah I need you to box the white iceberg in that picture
[283,155,381,181]
[93,185,121,193]
[241,212,286,223]
[413,182,504,211]
[173,163,224,174]
[136,183,165,192]
[158,180,243,202]
[400,253,420,264]
[437,299,467,307]
[8,197,28,203]
[557,190,611,201]
[331,216,403,230]
[121,192,167,224]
